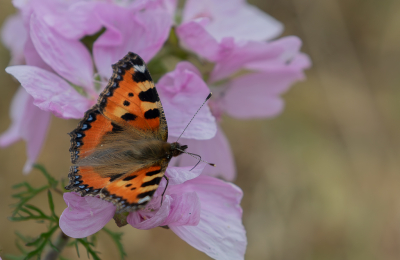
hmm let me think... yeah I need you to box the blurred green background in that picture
[1,0,400,259]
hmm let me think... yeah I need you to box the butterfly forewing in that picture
[97,53,168,142]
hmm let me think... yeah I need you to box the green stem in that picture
[43,231,69,260]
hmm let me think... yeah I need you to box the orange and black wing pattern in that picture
[69,105,121,163]
[97,52,168,141]
[67,105,123,196]
[66,163,166,212]
[101,164,166,212]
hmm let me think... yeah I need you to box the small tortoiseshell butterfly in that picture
[66,52,192,213]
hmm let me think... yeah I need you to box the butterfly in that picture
[65,52,190,213]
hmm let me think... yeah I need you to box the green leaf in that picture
[74,240,80,258]
[33,164,58,188]
[76,238,101,260]
[102,228,126,260]
[81,27,106,54]
[47,190,58,221]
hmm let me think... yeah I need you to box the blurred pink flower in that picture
[1,11,52,173]
[60,166,246,260]
[1,13,26,65]
[177,0,283,61]
[174,1,311,181]
[0,88,50,173]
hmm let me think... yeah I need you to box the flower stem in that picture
[44,231,70,260]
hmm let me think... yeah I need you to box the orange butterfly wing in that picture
[101,165,165,212]
[97,52,168,141]
[66,53,169,211]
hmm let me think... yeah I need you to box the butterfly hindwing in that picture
[100,164,166,212]
[66,165,111,197]
[97,52,168,141]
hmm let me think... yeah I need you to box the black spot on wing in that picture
[132,69,152,83]
[138,88,160,103]
[141,177,162,187]
[121,113,137,121]
[128,92,134,97]
[123,100,130,106]
[125,184,132,187]
[145,169,162,176]
[123,175,137,181]
[137,190,156,199]
[144,109,160,119]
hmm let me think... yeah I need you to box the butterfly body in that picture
[66,53,187,213]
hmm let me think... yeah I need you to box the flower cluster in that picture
[2,0,310,259]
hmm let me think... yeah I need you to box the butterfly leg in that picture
[160,175,169,207]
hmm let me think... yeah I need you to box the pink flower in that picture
[180,37,310,181]
[172,0,311,181]
[177,0,283,61]
[157,62,216,140]
[60,167,246,260]
[1,13,26,65]
[1,11,52,173]
[0,88,50,173]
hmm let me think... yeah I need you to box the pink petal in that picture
[127,195,172,230]
[210,37,302,83]
[60,192,116,238]
[30,14,95,93]
[157,62,216,140]
[169,176,246,260]
[1,13,27,65]
[128,190,201,229]
[165,163,206,185]
[12,0,29,9]
[32,0,102,40]
[163,192,201,226]
[176,19,222,62]
[24,36,53,71]
[220,52,311,119]
[93,5,172,79]
[182,0,282,42]
[173,126,236,181]
[6,66,92,119]
[0,87,51,174]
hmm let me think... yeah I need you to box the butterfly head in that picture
[169,142,188,159]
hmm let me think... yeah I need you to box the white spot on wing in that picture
[138,196,151,204]
[133,64,146,73]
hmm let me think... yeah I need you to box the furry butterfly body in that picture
[66,53,187,213]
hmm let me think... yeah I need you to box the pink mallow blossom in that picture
[60,167,246,260]
[173,0,311,181]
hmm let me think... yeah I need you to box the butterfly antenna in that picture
[176,92,213,143]
[176,148,216,170]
